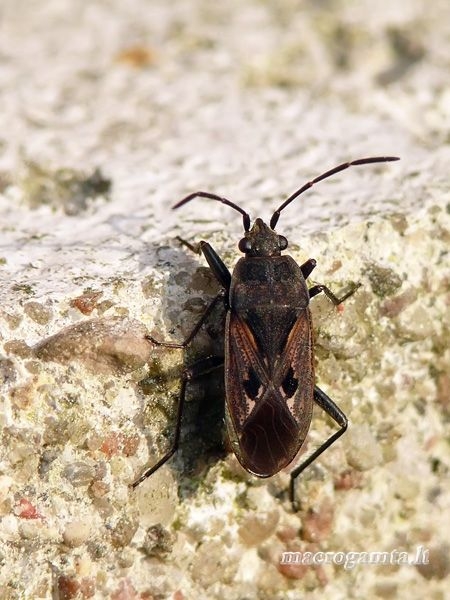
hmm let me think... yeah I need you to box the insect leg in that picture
[300,258,317,279]
[176,237,231,294]
[131,355,224,488]
[199,241,232,291]
[147,290,225,348]
[308,282,361,305]
[289,386,348,510]
[175,236,203,255]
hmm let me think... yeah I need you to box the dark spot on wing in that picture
[282,365,298,398]
[243,366,261,399]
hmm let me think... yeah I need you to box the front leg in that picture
[199,241,232,291]
[300,258,317,279]
[309,282,361,305]
[148,240,232,348]
[176,237,232,292]
[301,257,361,304]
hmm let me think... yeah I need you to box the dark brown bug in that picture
[132,156,399,508]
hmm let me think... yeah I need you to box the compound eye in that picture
[278,235,288,250]
[238,237,252,253]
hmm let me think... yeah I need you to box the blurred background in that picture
[1,0,447,254]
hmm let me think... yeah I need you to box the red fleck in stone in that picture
[334,469,363,490]
[100,433,140,458]
[278,560,310,580]
[301,499,334,543]
[58,575,80,600]
[276,525,299,543]
[16,498,42,519]
[70,291,103,315]
[111,579,138,600]
[80,577,96,598]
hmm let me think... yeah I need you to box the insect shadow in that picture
[137,239,229,498]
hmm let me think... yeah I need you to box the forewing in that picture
[225,312,269,427]
[273,309,314,424]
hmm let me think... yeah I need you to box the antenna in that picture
[269,156,400,229]
[173,191,251,231]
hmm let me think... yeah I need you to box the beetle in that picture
[132,155,399,508]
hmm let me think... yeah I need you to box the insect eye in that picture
[239,237,252,253]
[278,235,288,250]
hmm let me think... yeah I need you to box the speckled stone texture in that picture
[0,1,449,599]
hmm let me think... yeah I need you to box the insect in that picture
[133,156,399,508]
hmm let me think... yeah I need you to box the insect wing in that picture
[224,309,314,477]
